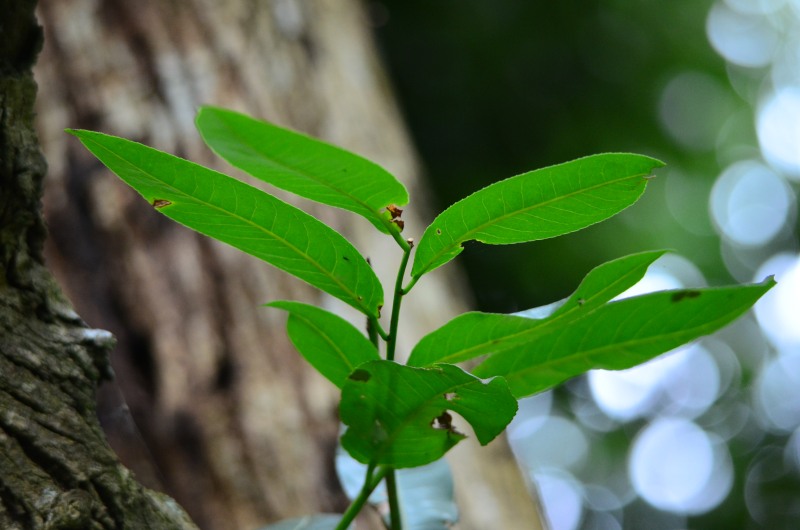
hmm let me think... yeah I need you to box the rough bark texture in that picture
[0,1,197,528]
[0,0,547,528]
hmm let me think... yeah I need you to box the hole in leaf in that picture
[431,411,453,430]
[436,228,442,235]
[577,298,586,306]
[444,392,457,401]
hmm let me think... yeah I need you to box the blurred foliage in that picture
[373,0,735,312]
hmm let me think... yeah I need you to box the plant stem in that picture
[368,315,389,343]
[386,243,412,361]
[385,469,402,530]
[400,274,419,295]
[367,317,379,348]
[335,465,389,530]
[390,228,411,252]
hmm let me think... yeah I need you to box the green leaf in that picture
[472,278,775,398]
[340,360,517,468]
[407,250,668,367]
[196,106,409,235]
[266,301,379,388]
[411,153,664,278]
[67,129,383,317]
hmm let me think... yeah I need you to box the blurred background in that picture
[371,1,800,529]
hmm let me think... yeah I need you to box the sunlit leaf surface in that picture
[68,129,383,317]
[411,154,663,277]
[408,251,667,367]
[197,106,408,234]
[473,278,775,397]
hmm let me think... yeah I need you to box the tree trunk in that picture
[0,1,197,528]
[0,0,547,528]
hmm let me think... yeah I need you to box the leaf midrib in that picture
[419,265,648,366]
[86,136,376,316]
[291,312,372,378]
[492,307,746,394]
[415,169,648,276]
[206,115,398,233]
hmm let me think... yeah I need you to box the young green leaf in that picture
[67,129,383,317]
[472,278,775,398]
[407,250,668,367]
[266,301,379,388]
[196,107,409,235]
[411,154,664,278]
[340,360,517,468]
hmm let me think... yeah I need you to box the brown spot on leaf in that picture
[436,228,442,235]
[152,199,172,208]
[349,369,371,382]
[393,219,405,232]
[671,290,701,302]
[386,204,403,219]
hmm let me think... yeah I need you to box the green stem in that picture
[390,227,411,252]
[386,243,412,361]
[368,316,389,344]
[400,274,419,295]
[335,465,389,530]
[367,317,379,348]
[385,469,403,530]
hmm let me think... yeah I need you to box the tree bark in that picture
[0,1,197,528]
[1,0,547,528]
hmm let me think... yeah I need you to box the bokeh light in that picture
[629,418,733,514]
[754,351,800,432]
[533,469,584,530]
[757,88,800,178]
[706,2,779,68]
[710,159,795,246]
[659,72,734,152]
[753,253,800,347]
